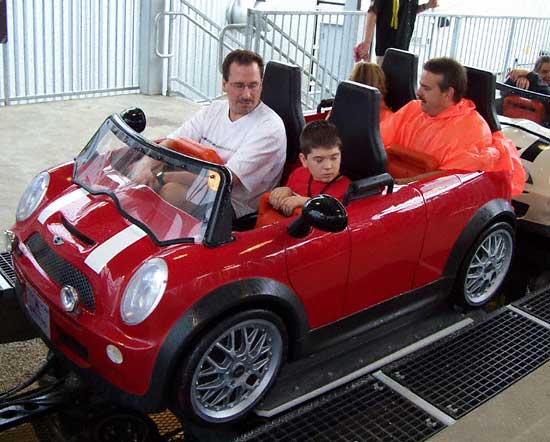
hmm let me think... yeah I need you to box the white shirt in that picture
[168,101,287,217]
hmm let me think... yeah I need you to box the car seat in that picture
[260,60,305,167]
[381,48,418,112]
[502,95,547,124]
[464,66,501,133]
[329,81,387,181]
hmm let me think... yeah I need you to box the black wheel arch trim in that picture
[443,198,516,278]
[148,277,309,408]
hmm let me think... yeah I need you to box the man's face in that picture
[537,62,550,85]
[417,70,454,117]
[222,62,262,120]
[299,145,342,183]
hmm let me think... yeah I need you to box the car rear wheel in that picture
[173,309,286,425]
[456,222,515,307]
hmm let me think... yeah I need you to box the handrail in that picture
[218,24,247,73]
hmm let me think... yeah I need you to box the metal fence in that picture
[411,14,550,81]
[2,2,550,109]
[246,10,365,110]
[0,0,141,106]
[163,7,550,111]
[161,0,245,102]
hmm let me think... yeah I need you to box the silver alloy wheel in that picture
[464,228,513,305]
[190,318,283,421]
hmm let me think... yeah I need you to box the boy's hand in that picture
[280,195,308,216]
[269,187,293,209]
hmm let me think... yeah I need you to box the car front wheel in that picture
[456,221,515,307]
[173,309,286,425]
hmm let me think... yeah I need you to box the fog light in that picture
[60,285,79,313]
[3,230,15,253]
[106,344,124,364]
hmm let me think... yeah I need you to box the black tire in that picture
[455,221,515,308]
[90,409,161,442]
[172,309,287,426]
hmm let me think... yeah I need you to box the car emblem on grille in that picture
[52,235,64,246]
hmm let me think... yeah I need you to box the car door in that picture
[285,226,351,329]
[343,184,427,316]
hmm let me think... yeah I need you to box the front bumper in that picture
[11,238,169,410]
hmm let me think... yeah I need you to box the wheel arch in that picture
[443,198,516,278]
[150,277,309,406]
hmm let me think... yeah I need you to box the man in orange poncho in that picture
[381,57,525,196]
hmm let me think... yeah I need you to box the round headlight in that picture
[16,172,50,222]
[121,258,168,325]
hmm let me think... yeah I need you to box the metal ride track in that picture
[1,252,550,442]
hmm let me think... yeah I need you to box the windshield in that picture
[74,116,230,245]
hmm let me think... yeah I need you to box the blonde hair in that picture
[350,62,389,105]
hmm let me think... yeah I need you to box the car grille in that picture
[26,233,96,312]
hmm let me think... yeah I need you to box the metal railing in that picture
[411,14,550,82]
[163,0,245,101]
[2,1,550,110]
[246,10,365,110]
[0,0,141,106]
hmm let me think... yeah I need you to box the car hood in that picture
[36,185,160,277]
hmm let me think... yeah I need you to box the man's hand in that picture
[269,187,293,209]
[426,0,438,9]
[507,69,529,82]
[279,195,308,216]
[354,42,370,62]
[515,77,530,90]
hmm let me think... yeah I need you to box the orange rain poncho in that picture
[380,99,525,196]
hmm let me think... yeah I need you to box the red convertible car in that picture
[6,64,516,426]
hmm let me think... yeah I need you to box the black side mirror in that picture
[287,195,348,238]
[120,107,146,133]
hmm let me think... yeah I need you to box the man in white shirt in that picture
[164,50,287,218]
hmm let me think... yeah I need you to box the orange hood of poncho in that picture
[381,99,525,195]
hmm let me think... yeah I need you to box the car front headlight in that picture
[16,172,50,222]
[121,258,168,325]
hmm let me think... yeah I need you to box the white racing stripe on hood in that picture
[85,224,147,274]
[38,188,90,224]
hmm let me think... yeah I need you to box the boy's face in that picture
[299,145,341,183]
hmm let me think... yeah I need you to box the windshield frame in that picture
[73,113,234,247]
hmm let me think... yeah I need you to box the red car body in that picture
[9,114,515,423]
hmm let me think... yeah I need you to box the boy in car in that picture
[269,120,351,216]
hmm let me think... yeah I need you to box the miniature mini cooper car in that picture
[8,89,516,426]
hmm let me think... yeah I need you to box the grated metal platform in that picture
[0,252,15,286]
[234,376,445,442]
[382,308,550,419]
[515,289,550,323]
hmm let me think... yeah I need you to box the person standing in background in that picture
[354,0,438,65]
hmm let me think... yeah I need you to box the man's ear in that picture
[299,152,307,168]
[222,79,228,94]
[446,86,456,102]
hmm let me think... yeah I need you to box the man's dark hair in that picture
[222,49,264,81]
[534,56,550,73]
[299,120,343,156]
[423,57,467,102]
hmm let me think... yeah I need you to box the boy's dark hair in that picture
[423,57,467,102]
[222,49,264,81]
[299,120,343,156]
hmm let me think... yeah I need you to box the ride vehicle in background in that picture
[496,82,550,289]
[5,61,516,427]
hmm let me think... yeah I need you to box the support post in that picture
[139,0,165,95]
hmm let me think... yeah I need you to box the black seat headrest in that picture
[465,66,501,133]
[261,60,305,164]
[329,81,387,181]
[381,48,418,111]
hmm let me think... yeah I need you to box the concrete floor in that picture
[1,94,550,441]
